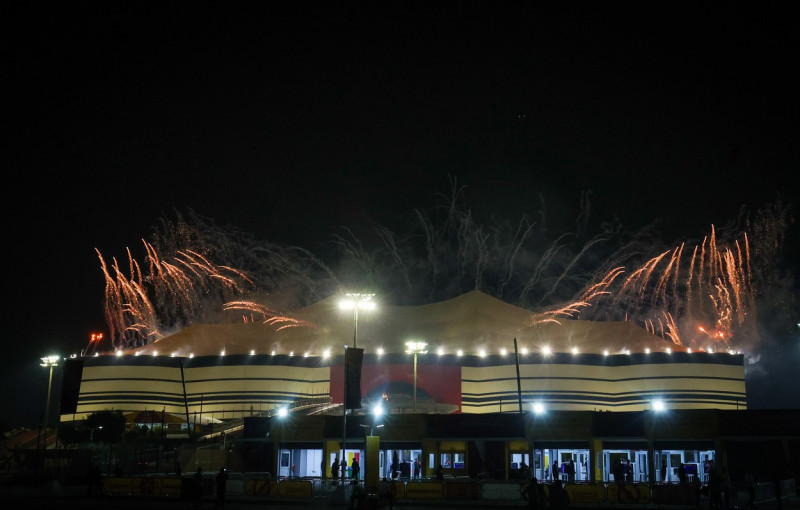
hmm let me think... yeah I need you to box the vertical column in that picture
[590,438,603,483]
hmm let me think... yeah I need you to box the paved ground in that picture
[1,482,798,510]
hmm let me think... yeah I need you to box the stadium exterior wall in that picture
[62,351,746,423]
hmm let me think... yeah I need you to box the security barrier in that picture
[277,479,313,498]
[565,482,607,504]
[606,483,651,504]
[104,476,133,495]
[444,481,482,500]
[245,478,277,497]
[159,476,182,497]
[100,474,793,507]
[482,482,523,500]
[652,483,696,505]
[405,481,441,499]
[225,474,245,498]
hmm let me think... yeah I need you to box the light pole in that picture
[405,341,427,412]
[90,425,103,444]
[338,293,376,478]
[40,355,59,444]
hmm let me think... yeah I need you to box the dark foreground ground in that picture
[1,482,799,510]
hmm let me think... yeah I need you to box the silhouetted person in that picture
[550,479,569,510]
[720,466,731,509]
[214,466,228,509]
[613,458,625,485]
[703,456,714,483]
[694,473,702,508]
[527,476,542,510]
[745,473,756,508]
[709,468,723,509]
[380,476,397,510]
[661,459,668,483]
[520,460,530,480]
[192,467,203,507]
[351,458,360,482]
[332,457,340,484]
[436,464,444,480]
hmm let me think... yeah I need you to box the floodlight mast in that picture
[338,292,376,482]
[405,341,428,412]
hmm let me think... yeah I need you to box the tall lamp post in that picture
[40,355,59,444]
[337,293,376,486]
[405,341,427,412]
[89,425,103,444]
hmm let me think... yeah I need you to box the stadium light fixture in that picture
[339,292,376,349]
[39,355,59,452]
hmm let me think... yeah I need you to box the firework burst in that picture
[95,194,793,356]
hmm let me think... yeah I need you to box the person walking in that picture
[332,456,340,484]
[679,463,688,485]
[214,466,228,509]
[526,476,542,510]
[550,479,569,510]
[192,467,204,507]
[351,458,360,481]
[720,466,732,509]
[379,476,397,510]
[745,473,756,508]
[709,468,723,509]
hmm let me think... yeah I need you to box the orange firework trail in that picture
[98,241,262,350]
[223,301,315,331]
[554,225,759,352]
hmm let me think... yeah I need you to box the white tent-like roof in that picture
[129,290,683,358]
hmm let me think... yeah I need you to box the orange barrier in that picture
[444,481,482,500]
[245,478,278,497]
[159,476,182,497]
[277,479,313,498]
[652,483,696,505]
[565,483,607,504]
[405,481,443,499]
[138,476,156,494]
[104,476,133,495]
[606,483,651,504]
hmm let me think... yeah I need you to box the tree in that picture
[83,410,126,444]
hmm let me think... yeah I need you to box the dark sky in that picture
[4,4,798,428]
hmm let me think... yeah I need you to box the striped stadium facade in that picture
[61,349,746,423]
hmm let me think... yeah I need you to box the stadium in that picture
[54,289,767,491]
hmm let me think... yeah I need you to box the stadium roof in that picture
[129,290,683,358]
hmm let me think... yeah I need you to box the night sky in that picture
[4,4,798,428]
